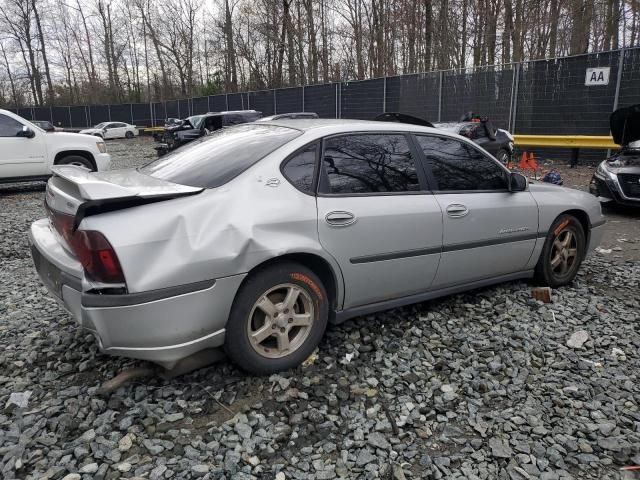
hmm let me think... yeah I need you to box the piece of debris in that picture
[596,247,612,254]
[5,391,32,410]
[532,286,552,303]
[342,352,354,364]
[96,367,156,395]
[567,330,589,349]
[611,347,626,360]
[302,348,319,368]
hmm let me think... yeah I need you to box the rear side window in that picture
[321,134,420,194]
[282,143,317,194]
[415,135,507,191]
[140,124,301,188]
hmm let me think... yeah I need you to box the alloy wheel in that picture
[550,228,578,277]
[247,283,314,359]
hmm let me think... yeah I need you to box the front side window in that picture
[321,134,420,194]
[140,124,301,188]
[282,143,317,194]
[415,135,507,191]
[0,114,25,137]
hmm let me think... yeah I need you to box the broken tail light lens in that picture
[47,205,125,284]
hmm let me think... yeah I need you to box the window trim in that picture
[317,131,432,197]
[411,133,511,193]
[279,141,321,196]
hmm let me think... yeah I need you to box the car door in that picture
[103,123,119,139]
[0,113,47,178]
[414,134,539,288]
[316,132,443,309]
[113,123,127,138]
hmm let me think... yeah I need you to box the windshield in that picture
[187,115,204,129]
[139,124,301,188]
[94,122,107,129]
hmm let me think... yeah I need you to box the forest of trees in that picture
[0,0,638,108]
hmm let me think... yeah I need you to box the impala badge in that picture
[499,226,529,234]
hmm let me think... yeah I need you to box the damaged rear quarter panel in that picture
[81,150,343,300]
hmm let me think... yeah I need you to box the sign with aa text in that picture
[585,67,610,86]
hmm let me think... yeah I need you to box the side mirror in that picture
[18,125,35,138]
[509,172,528,192]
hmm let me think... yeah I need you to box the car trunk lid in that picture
[45,165,202,248]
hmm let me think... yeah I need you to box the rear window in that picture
[140,124,301,188]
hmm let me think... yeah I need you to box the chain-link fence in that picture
[8,48,640,162]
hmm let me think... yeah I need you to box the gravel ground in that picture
[1,137,639,480]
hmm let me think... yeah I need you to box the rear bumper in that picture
[29,219,245,367]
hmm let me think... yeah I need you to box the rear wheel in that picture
[56,155,94,171]
[534,214,585,287]
[225,262,328,374]
[125,131,134,139]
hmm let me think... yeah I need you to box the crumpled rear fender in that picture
[82,175,344,305]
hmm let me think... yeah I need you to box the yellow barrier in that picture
[513,135,618,149]
[142,127,165,133]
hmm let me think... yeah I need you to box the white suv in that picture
[0,109,111,183]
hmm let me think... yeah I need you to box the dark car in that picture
[435,114,514,165]
[155,110,262,155]
[258,112,319,121]
[590,104,640,207]
[31,120,61,132]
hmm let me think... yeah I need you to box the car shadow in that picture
[0,182,47,195]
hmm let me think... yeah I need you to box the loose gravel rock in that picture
[1,137,639,479]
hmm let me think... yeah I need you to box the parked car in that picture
[0,109,110,183]
[435,114,514,165]
[31,120,63,132]
[29,119,604,374]
[79,122,138,140]
[165,118,183,127]
[589,104,640,207]
[258,112,319,121]
[155,110,262,155]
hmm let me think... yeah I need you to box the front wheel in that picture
[534,214,585,287]
[56,155,94,171]
[225,262,328,374]
[125,131,134,139]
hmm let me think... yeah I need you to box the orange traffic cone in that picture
[519,151,528,170]
[528,152,538,170]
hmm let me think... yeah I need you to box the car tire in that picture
[225,262,328,375]
[56,155,95,171]
[496,148,510,166]
[534,214,585,287]
[125,131,134,139]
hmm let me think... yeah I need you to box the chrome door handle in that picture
[325,211,356,227]
[446,203,469,218]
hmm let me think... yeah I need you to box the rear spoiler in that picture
[51,165,203,201]
[49,165,203,229]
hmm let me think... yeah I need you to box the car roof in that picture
[258,118,454,136]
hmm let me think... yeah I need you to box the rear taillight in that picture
[47,205,125,284]
[73,230,125,283]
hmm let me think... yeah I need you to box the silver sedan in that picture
[29,120,606,374]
